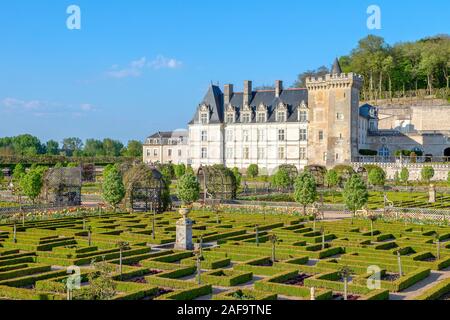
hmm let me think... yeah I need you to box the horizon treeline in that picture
[0,134,143,158]
[294,34,450,94]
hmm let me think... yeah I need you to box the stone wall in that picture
[351,162,450,181]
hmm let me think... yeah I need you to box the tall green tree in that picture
[19,167,45,204]
[343,174,369,222]
[271,167,292,191]
[325,169,340,202]
[102,165,125,211]
[62,137,83,157]
[122,140,143,157]
[294,171,318,215]
[84,139,104,157]
[174,164,186,179]
[45,140,60,155]
[102,139,124,157]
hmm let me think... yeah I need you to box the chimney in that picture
[243,80,252,105]
[224,84,233,105]
[275,80,283,97]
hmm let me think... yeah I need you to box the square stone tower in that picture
[306,60,363,167]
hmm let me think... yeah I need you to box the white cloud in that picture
[1,98,42,110]
[1,97,96,117]
[148,55,182,70]
[106,55,182,79]
[80,103,95,111]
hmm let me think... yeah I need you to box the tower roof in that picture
[331,58,342,74]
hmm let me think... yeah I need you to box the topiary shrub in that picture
[177,173,200,206]
[247,164,259,179]
[421,166,435,182]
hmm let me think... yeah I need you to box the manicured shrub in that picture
[293,171,317,215]
[421,166,435,182]
[247,164,259,178]
[177,173,200,206]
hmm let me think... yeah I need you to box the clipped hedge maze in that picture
[0,210,449,300]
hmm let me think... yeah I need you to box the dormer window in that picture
[241,103,252,123]
[298,101,308,122]
[277,111,286,122]
[257,103,267,123]
[226,113,235,124]
[200,112,209,124]
[276,102,287,122]
[199,104,210,124]
[298,110,308,122]
[225,104,236,124]
[241,113,251,123]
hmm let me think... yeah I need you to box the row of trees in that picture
[294,34,450,95]
[9,164,47,204]
[293,170,369,219]
[0,134,143,158]
[241,163,449,191]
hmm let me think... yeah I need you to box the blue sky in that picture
[0,0,448,144]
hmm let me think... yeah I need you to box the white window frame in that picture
[299,129,307,141]
[243,130,249,142]
[201,130,208,142]
[200,112,209,124]
[243,147,250,160]
[278,129,285,142]
[299,147,307,160]
[201,147,208,159]
[278,146,285,160]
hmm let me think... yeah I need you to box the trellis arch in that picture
[305,165,327,186]
[197,165,237,202]
[43,167,82,206]
[123,164,166,212]
[276,164,298,181]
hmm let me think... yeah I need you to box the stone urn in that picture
[179,207,190,219]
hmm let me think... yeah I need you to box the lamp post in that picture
[255,225,259,247]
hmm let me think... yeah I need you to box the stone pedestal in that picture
[429,184,436,203]
[175,217,194,250]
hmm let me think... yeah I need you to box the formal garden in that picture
[0,161,449,300]
[0,208,450,300]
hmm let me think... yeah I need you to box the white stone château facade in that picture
[143,130,189,165]
[188,60,363,174]
[143,59,450,177]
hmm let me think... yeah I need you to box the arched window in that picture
[378,146,390,158]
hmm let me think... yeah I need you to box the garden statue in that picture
[429,184,436,203]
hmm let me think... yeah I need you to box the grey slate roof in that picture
[359,103,377,120]
[332,58,342,74]
[189,85,308,124]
